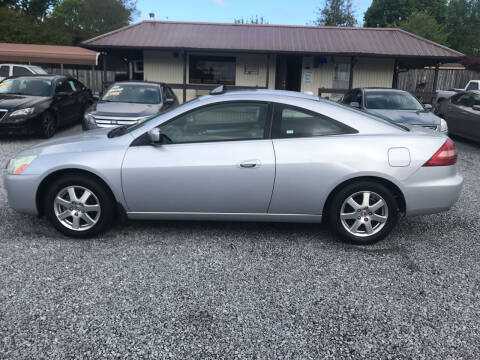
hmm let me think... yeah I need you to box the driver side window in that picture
[160,102,269,144]
[56,80,73,94]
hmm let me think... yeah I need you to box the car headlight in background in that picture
[9,107,35,117]
[440,118,448,132]
[6,155,37,175]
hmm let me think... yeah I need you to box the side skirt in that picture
[127,212,322,223]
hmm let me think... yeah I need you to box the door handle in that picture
[239,160,260,168]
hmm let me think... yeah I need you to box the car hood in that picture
[91,101,162,117]
[366,109,441,125]
[0,94,48,110]
[19,127,131,156]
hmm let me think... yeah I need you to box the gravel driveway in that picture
[0,126,479,359]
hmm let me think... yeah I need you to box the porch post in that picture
[60,63,64,75]
[92,65,96,94]
[182,51,187,103]
[265,54,270,89]
[432,64,440,92]
[392,59,399,88]
[348,56,356,89]
[102,52,107,86]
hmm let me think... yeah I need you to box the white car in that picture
[0,64,47,81]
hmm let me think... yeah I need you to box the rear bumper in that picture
[404,166,463,216]
[4,174,39,215]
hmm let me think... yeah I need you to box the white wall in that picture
[144,50,276,102]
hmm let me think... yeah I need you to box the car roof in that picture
[4,74,66,81]
[205,89,320,102]
[359,88,409,93]
[111,81,164,87]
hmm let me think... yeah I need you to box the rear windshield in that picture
[329,99,409,131]
[365,91,424,111]
[101,84,161,104]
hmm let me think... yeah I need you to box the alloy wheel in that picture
[340,191,389,237]
[53,186,101,231]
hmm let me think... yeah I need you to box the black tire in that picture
[44,174,115,238]
[328,181,399,245]
[39,111,57,139]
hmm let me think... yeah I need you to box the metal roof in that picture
[0,43,99,66]
[82,21,464,59]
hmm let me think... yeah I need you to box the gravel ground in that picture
[0,126,479,359]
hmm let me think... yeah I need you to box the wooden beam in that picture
[392,59,399,88]
[432,64,440,92]
[183,51,187,103]
[265,54,270,89]
[348,56,356,89]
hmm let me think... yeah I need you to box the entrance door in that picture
[275,55,302,91]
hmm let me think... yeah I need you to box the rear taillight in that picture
[423,138,457,167]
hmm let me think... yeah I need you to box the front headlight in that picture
[9,107,35,117]
[440,118,448,132]
[6,155,37,175]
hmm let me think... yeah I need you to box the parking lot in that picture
[0,126,479,359]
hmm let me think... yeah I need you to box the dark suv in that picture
[83,81,179,130]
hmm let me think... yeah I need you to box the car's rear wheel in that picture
[39,112,57,138]
[328,181,399,245]
[44,175,115,238]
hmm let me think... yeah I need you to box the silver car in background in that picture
[4,89,463,244]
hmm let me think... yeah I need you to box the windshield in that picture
[365,91,424,111]
[0,78,52,96]
[30,66,47,74]
[101,84,161,104]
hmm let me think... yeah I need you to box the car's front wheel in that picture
[44,175,115,238]
[39,111,57,138]
[328,181,399,245]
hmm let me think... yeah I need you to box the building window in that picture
[189,55,236,85]
[333,62,351,89]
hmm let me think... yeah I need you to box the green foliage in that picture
[51,0,136,43]
[399,10,449,45]
[234,15,268,24]
[364,0,447,27]
[446,0,480,56]
[0,6,72,44]
[0,0,136,45]
[315,0,356,27]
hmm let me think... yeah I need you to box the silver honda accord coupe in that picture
[4,89,463,244]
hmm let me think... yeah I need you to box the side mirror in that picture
[424,104,433,110]
[164,98,174,105]
[473,105,480,111]
[147,128,161,144]
[350,101,360,108]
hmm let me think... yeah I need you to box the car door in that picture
[53,79,77,124]
[121,101,276,214]
[464,93,480,140]
[268,103,357,215]
[444,92,472,136]
[67,78,86,120]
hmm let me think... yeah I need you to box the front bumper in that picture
[404,166,463,216]
[0,118,38,135]
[4,173,40,215]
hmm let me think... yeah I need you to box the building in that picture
[82,21,464,103]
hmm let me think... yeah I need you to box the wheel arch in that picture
[36,168,118,217]
[322,176,406,218]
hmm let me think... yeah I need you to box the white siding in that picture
[300,56,394,97]
[352,58,394,88]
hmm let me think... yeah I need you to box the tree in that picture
[0,6,72,44]
[234,15,268,24]
[445,0,480,56]
[315,0,356,26]
[364,0,447,27]
[51,0,137,43]
[399,10,449,45]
